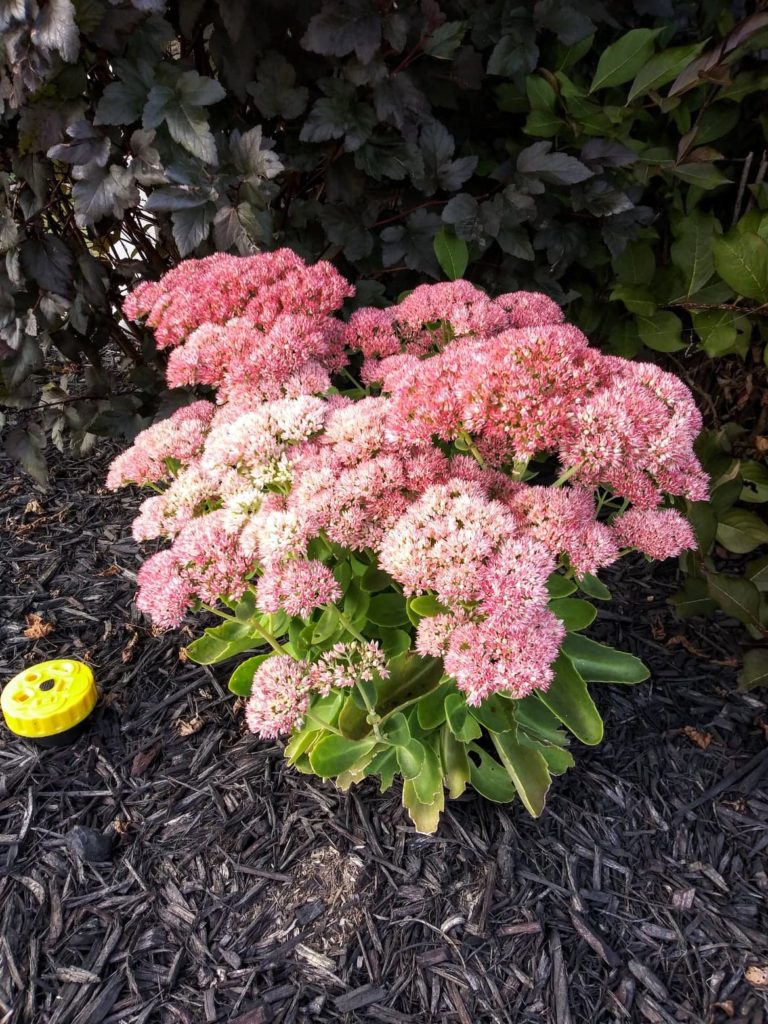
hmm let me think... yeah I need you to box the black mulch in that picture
[1,446,767,1024]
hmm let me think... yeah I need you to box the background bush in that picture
[2,0,767,665]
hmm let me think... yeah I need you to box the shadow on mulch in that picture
[1,447,767,1024]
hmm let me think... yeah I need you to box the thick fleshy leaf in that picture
[367,593,409,627]
[396,738,425,780]
[577,573,611,601]
[445,692,483,743]
[440,726,470,798]
[467,745,517,803]
[491,732,551,817]
[468,693,517,733]
[402,777,444,833]
[309,734,378,777]
[228,653,271,695]
[536,655,603,745]
[562,635,650,684]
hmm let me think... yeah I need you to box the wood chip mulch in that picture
[1,447,767,1024]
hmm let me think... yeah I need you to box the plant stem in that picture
[458,429,487,470]
[553,464,578,488]
[333,606,367,644]
[200,602,285,655]
[512,458,530,481]
[354,682,385,742]
[305,711,344,737]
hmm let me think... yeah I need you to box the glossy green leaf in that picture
[746,555,768,592]
[536,654,603,745]
[228,653,272,695]
[627,43,706,102]
[740,461,768,504]
[367,593,410,627]
[706,572,762,631]
[590,28,661,92]
[636,311,685,353]
[549,597,596,631]
[668,577,717,618]
[739,648,768,691]
[562,634,650,684]
[515,696,568,746]
[716,508,768,553]
[434,226,469,280]
[670,210,715,298]
[712,230,768,302]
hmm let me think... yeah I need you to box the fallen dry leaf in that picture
[24,500,43,515]
[745,964,768,987]
[130,742,162,777]
[23,612,54,639]
[682,725,712,750]
[178,646,190,663]
[121,628,140,664]
[177,716,204,737]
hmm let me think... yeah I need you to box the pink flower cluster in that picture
[244,640,390,737]
[112,252,706,729]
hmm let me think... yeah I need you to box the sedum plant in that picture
[108,252,707,831]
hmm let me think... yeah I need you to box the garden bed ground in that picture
[1,445,768,1024]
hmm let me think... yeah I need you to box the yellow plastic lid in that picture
[1,660,97,738]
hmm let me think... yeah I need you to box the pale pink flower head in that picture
[245,655,312,738]
[378,479,517,605]
[612,507,696,560]
[309,641,389,695]
[443,607,566,704]
[256,560,341,619]
[106,401,215,488]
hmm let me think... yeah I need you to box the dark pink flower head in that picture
[135,549,193,629]
[443,607,565,704]
[171,509,256,604]
[392,281,507,354]
[558,358,708,508]
[506,485,620,577]
[612,507,696,560]
[123,249,353,350]
[494,291,564,328]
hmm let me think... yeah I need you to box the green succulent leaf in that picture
[562,635,650,684]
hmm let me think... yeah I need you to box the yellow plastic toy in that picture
[1,660,97,746]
